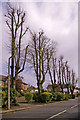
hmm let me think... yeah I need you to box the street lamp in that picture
[8,55,15,110]
[8,56,12,110]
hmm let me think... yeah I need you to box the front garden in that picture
[2,86,80,109]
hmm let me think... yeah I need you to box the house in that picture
[47,84,70,93]
[0,75,28,93]
[16,79,28,93]
[47,84,79,94]
[27,85,38,93]
[0,75,8,87]
[47,84,61,92]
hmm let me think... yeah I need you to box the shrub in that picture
[74,93,77,97]
[65,94,69,100]
[41,89,47,93]
[25,92,33,103]
[52,92,57,101]
[40,92,53,103]
[2,87,21,108]
[2,91,6,107]
[69,94,72,99]
[33,92,40,102]
[77,93,80,97]
[10,88,21,98]
[56,92,65,101]
[21,92,26,96]
[69,94,75,99]
[71,94,75,99]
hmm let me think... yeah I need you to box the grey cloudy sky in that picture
[0,1,78,88]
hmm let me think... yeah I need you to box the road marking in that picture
[71,104,78,109]
[46,110,67,120]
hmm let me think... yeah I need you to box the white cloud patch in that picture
[20,71,37,87]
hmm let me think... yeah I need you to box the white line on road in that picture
[71,104,78,109]
[46,102,80,120]
[46,109,67,120]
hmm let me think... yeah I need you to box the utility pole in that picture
[8,56,15,110]
[8,57,11,110]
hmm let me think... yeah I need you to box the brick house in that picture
[47,84,79,94]
[0,75,8,87]
[16,79,28,93]
[0,75,28,92]
[47,84,61,92]
[47,84,70,93]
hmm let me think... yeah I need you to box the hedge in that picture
[2,87,21,108]
[33,92,40,102]
[52,92,57,101]
[69,94,75,99]
[56,92,65,101]
[40,92,53,103]
[25,92,33,103]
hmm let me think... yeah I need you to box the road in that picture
[2,97,80,120]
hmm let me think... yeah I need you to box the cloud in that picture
[20,71,37,87]
[21,2,78,74]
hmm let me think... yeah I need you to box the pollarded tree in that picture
[64,61,70,94]
[27,30,55,94]
[5,3,29,88]
[70,69,77,95]
[47,54,57,92]
[57,56,65,93]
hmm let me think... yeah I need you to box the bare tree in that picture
[48,55,57,92]
[5,3,29,88]
[70,69,77,95]
[57,56,65,93]
[27,30,55,94]
[64,61,70,94]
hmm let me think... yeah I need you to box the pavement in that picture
[1,97,80,120]
[1,101,58,114]
[1,98,77,114]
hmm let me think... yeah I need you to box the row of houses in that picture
[0,75,80,94]
[47,84,80,94]
[0,75,38,93]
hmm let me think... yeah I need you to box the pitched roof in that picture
[23,82,28,85]
[16,79,28,85]
[27,86,37,90]
[75,87,80,90]
[0,75,8,81]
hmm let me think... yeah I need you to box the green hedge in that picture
[33,92,40,102]
[52,92,57,101]
[56,92,65,101]
[77,93,80,97]
[2,87,21,108]
[69,94,75,99]
[25,92,33,103]
[64,94,69,100]
[40,92,53,103]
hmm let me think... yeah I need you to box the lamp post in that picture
[8,55,15,110]
[8,57,11,110]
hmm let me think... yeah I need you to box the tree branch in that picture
[6,20,12,31]
[18,45,29,74]
[22,27,29,38]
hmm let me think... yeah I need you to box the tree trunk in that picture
[11,13,15,88]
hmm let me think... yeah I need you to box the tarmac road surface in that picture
[2,97,80,120]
